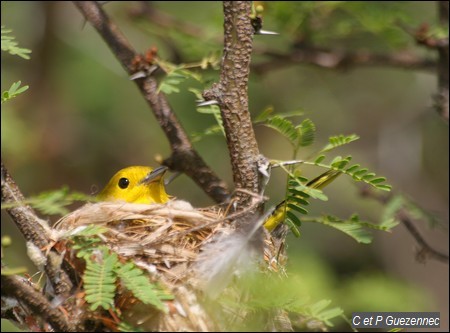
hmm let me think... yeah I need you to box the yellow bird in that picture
[263,169,342,232]
[97,166,170,204]
[97,165,339,233]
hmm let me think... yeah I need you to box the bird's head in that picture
[97,166,169,204]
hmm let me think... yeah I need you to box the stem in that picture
[203,1,263,209]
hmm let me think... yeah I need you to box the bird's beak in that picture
[139,166,168,185]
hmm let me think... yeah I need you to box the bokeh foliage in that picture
[1,2,447,331]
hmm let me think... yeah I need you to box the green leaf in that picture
[369,177,387,184]
[70,225,109,237]
[2,81,29,104]
[116,262,172,312]
[345,164,361,173]
[288,194,310,206]
[308,215,373,244]
[331,156,352,170]
[285,216,301,237]
[253,106,275,123]
[352,168,368,178]
[287,203,308,215]
[84,247,118,310]
[1,26,32,59]
[263,115,298,146]
[156,61,201,94]
[314,155,326,164]
[254,107,304,123]
[191,124,224,142]
[375,184,392,191]
[320,134,359,153]
[296,118,316,147]
[362,173,376,180]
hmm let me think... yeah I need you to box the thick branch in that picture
[2,161,74,297]
[73,1,229,203]
[1,162,49,249]
[203,1,262,208]
[1,274,76,331]
[253,47,436,74]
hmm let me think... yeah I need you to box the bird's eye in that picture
[118,177,130,189]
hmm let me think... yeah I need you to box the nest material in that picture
[55,200,228,282]
[53,200,286,331]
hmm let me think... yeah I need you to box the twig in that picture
[72,1,229,203]
[203,1,263,210]
[129,2,214,41]
[1,274,76,332]
[396,209,449,264]
[360,185,448,264]
[253,47,436,74]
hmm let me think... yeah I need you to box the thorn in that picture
[197,100,219,107]
[255,29,279,35]
[129,71,146,81]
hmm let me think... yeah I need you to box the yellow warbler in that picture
[263,169,342,232]
[97,166,170,204]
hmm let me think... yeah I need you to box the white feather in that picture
[194,215,266,298]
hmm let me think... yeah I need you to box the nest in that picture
[53,200,285,331]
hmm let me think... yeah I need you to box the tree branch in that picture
[73,1,230,203]
[360,186,448,264]
[1,161,74,297]
[253,47,436,74]
[1,162,50,249]
[396,209,449,264]
[203,1,264,209]
[1,274,76,332]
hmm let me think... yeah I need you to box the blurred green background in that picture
[2,1,448,331]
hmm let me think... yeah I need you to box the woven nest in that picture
[53,199,285,331]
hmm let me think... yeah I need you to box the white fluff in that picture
[194,215,266,299]
[26,241,47,270]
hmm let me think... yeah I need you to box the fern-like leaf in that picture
[189,88,225,141]
[1,26,32,59]
[320,134,359,153]
[157,61,201,94]
[254,106,304,123]
[2,80,29,104]
[303,300,343,327]
[296,118,316,147]
[264,115,299,145]
[116,262,172,312]
[305,159,391,191]
[305,214,397,244]
[84,247,118,310]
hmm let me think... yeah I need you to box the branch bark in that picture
[73,1,229,203]
[1,274,76,332]
[203,1,264,211]
[1,162,49,249]
[2,161,73,297]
